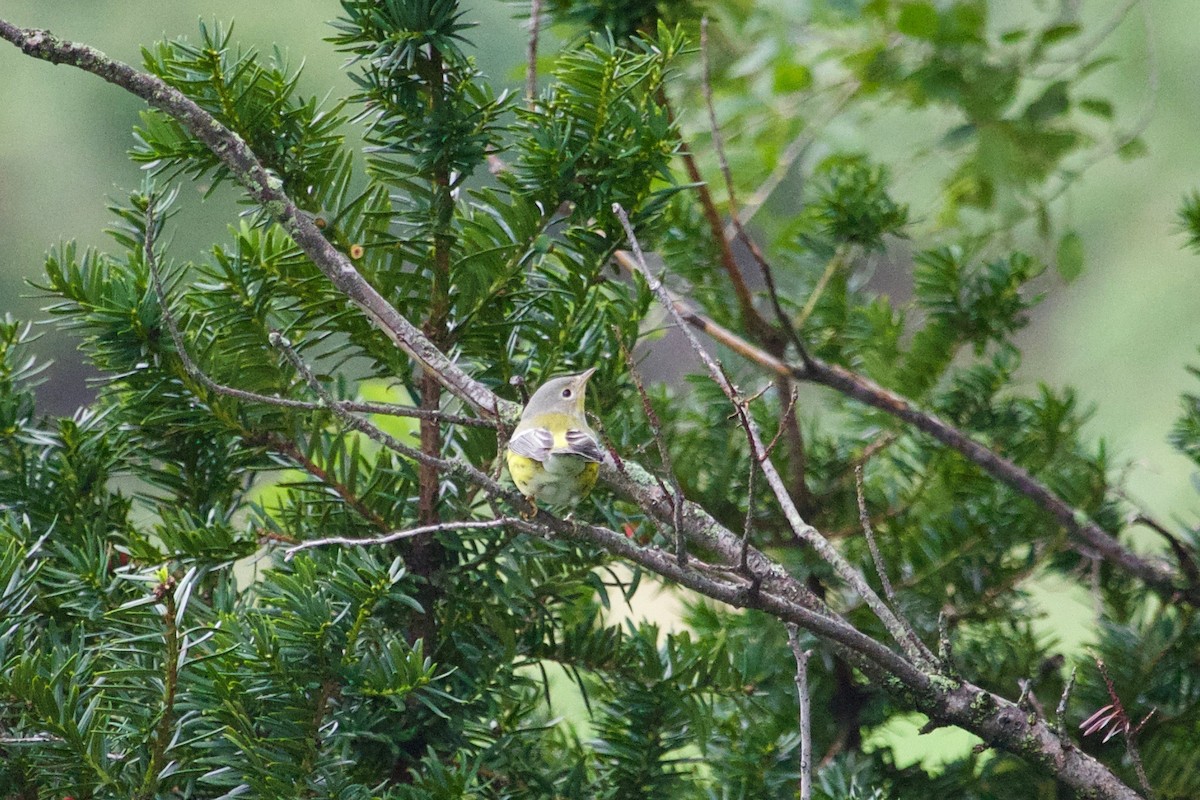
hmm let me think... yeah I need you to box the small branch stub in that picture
[787,624,814,800]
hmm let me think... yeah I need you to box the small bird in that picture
[505,368,604,509]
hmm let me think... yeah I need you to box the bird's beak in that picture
[572,367,597,400]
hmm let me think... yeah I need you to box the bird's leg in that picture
[520,495,538,521]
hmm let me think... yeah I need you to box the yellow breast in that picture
[506,450,599,507]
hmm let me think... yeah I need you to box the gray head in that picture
[519,368,597,423]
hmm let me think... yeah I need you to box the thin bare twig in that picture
[795,244,852,330]
[854,463,934,665]
[1130,512,1200,588]
[1016,678,1033,709]
[1017,677,1049,718]
[660,85,776,343]
[618,336,687,565]
[145,198,309,411]
[285,518,519,559]
[786,624,814,800]
[525,0,542,105]
[735,385,792,586]
[854,431,899,468]
[614,201,933,670]
[147,195,398,531]
[1056,665,1077,740]
[757,385,798,462]
[699,21,812,369]
[741,455,758,575]
[151,253,488,527]
[758,316,1184,601]
[0,734,64,744]
[855,466,897,603]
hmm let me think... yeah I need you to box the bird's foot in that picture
[519,496,538,520]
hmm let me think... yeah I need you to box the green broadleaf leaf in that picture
[1056,230,1084,282]
[773,61,813,93]
[897,2,939,40]
[1024,81,1070,123]
[1078,97,1115,119]
[1118,136,1149,160]
[1038,23,1081,46]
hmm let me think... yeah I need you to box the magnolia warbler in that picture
[505,368,603,508]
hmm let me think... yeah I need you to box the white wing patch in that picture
[508,427,603,463]
[560,429,604,462]
[507,428,555,462]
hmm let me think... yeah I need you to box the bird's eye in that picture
[561,389,572,398]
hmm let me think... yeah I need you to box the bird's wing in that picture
[556,429,604,462]
[507,427,555,462]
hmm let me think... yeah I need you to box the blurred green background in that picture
[1,0,1197,527]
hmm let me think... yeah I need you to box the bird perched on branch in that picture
[505,368,603,510]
